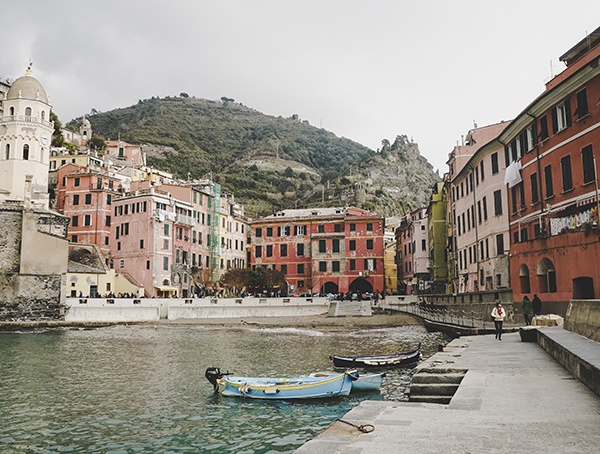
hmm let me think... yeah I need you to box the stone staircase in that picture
[328,301,372,317]
[407,367,467,404]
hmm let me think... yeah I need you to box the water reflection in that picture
[0,324,446,453]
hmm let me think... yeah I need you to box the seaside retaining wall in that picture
[0,208,67,321]
[564,300,600,343]
[63,297,330,322]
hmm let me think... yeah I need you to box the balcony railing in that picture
[1,115,53,128]
[176,213,195,226]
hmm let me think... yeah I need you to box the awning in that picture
[155,286,179,292]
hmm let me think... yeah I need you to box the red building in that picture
[250,207,385,296]
[500,27,600,311]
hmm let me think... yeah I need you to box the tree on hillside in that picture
[50,112,64,147]
[89,135,107,152]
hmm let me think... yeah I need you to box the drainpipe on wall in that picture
[469,165,481,292]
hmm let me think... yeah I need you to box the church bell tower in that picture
[0,66,54,209]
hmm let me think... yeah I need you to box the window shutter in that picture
[565,98,572,127]
[520,133,527,155]
[576,89,588,118]
[541,116,549,140]
[551,108,558,134]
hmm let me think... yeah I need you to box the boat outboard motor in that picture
[205,367,226,392]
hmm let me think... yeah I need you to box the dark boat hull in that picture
[331,345,422,369]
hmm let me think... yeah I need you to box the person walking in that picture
[532,294,542,316]
[491,301,506,340]
[522,295,532,326]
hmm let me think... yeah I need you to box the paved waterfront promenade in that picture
[297,330,600,454]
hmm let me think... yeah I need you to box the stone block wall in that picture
[0,206,66,321]
[0,273,63,321]
[565,300,600,343]
[0,209,22,273]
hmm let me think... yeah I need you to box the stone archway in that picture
[321,281,339,295]
[348,278,373,294]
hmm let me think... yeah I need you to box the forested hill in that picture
[75,95,440,218]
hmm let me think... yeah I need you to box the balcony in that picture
[176,213,195,226]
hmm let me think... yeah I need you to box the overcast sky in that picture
[4,1,599,172]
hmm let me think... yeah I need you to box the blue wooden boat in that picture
[205,367,358,399]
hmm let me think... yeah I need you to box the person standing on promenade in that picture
[522,295,532,325]
[491,301,506,340]
[532,294,542,316]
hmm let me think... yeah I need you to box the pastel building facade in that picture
[250,207,385,296]
[447,122,510,294]
[396,208,430,295]
[108,179,248,298]
[427,181,448,293]
[56,163,121,258]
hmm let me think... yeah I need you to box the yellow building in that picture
[384,239,398,295]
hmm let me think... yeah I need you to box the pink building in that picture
[104,140,144,167]
[396,208,429,294]
[110,180,248,298]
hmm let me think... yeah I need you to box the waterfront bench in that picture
[536,326,600,397]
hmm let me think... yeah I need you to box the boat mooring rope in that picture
[337,419,375,433]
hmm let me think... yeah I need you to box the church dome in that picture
[6,72,49,104]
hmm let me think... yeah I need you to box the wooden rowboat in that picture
[330,343,422,369]
[310,372,386,392]
[205,367,358,400]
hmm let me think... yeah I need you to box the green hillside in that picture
[73,95,439,218]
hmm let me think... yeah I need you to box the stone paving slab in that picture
[296,332,600,454]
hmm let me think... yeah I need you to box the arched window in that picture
[537,257,557,293]
[25,107,32,117]
[23,144,29,160]
[41,110,45,120]
[519,264,531,294]
[4,144,9,160]
[9,106,14,116]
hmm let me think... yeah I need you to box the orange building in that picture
[500,27,600,311]
[56,163,122,259]
[250,207,385,296]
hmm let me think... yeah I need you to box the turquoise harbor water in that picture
[0,324,446,453]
